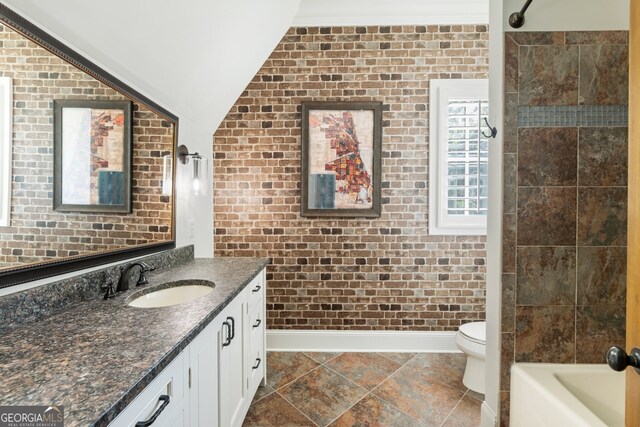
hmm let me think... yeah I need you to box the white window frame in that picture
[429,78,488,236]
[0,77,12,227]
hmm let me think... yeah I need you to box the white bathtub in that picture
[510,363,625,427]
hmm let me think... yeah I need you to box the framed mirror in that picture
[0,4,177,288]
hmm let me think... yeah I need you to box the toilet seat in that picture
[459,321,486,345]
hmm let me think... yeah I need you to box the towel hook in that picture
[509,0,534,28]
[481,117,498,139]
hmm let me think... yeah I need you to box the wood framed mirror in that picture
[0,4,177,289]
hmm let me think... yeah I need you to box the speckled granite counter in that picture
[0,257,269,426]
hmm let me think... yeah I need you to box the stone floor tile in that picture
[304,352,343,364]
[243,392,316,427]
[405,352,468,392]
[373,365,464,425]
[278,365,367,426]
[328,394,422,427]
[267,352,320,390]
[442,395,482,427]
[326,352,402,390]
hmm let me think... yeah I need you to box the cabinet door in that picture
[188,319,219,427]
[218,296,247,427]
[168,409,185,427]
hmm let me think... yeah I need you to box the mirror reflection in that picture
[0,21,175,271]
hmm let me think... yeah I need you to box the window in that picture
[0,77,11,227]
[429,79,488,235]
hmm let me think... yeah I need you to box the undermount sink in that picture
[127,280,215,308]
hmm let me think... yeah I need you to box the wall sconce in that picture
[177,144,208,196]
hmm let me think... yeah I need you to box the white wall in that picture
[504,0,629,31]
[2,0,301,258]
[484,0,503,422]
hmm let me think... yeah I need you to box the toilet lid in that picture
[459,321,486,344]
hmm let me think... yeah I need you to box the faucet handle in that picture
[136,273,149,287]
[102,281,116,300]
[136,263,155,287]
[140,262,156,272]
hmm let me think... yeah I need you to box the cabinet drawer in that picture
[247,272,264,309]
[110,352,185,427]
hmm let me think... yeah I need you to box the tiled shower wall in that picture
[500,31,628,424]
[214,25,488,330]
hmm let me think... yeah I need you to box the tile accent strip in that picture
[517,105,628,127]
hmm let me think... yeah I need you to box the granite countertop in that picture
[0,257,269,427]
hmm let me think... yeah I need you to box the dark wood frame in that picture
[0,4,178,289]
[301,101,383,218]
[53,99,133,213]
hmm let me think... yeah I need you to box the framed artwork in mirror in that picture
[301,101,382,218]
[53,100,133,213]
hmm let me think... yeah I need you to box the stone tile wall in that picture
[214,25,489,330]
[0,24,174,268]
[500,31,628,425]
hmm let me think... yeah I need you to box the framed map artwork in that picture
[53,100,132,213]
[301,102,382,217]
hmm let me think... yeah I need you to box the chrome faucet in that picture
[117,262,155,292]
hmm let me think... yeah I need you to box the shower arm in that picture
[509,0,534,29]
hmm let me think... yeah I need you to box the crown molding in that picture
[293,0,489,27]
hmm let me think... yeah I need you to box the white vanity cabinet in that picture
[220,269,267,427]
[110,352,187,427]
[245,274,266,401]
[187,317,220,426]
[110,269,266,427]
[218,292,247,427]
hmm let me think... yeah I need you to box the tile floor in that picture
[243,352,482,427]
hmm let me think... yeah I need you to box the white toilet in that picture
[455,321,486,394]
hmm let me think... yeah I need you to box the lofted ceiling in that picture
[0,0,489,256]
[1,0,302,135]
[1,0,494,136]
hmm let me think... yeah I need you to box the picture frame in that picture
[53,99,133,213]
[301,101,382,218]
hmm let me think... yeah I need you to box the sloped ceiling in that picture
[1,0,301,256]
[2,0,302,134]
[1,0,495,141]
[1,0,495,257]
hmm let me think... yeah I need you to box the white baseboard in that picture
[481,402,498,427]
[266,329,459,353]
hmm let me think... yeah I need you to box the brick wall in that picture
[214,25,489,330]
[0,24,173,268]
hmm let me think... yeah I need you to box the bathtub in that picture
[510,363,625,427]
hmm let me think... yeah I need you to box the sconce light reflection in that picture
[162,155,173,196]
[177,144,208,196]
